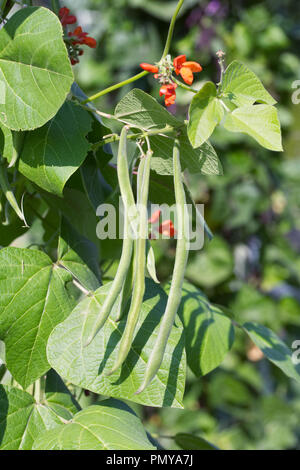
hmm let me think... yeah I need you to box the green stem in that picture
[172,76,198,93]
[161,0,185,59]
[82,71,148,104]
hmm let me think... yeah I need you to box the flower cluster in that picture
[148,209,176,238]
[140,55,202,106]
[59,7,97,66]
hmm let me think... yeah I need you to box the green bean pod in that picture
[136,139,189,394]
[108,150,152,375]
[85,126,136,346]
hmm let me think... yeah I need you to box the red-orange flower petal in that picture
[140,63,159,74]
[179,66,194,85]
[182,61,202,72]
[173,55,186,74]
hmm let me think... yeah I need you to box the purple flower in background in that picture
[186,0,228,27]
[286,229,300,253]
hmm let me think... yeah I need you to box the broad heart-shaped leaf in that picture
[170,281,234,376]
[150,133,222,176]
[115,88,180,130]
[187,82,224,148]
[58,217,101,292]
[33,399,156,450]
[175,432,219,450]
[220,60,276,107]
[243,322,300,383]
[224,104,282,151]
[0,385,62,450]
[0,247,75,388]
[19,101,92,196]
[45,369,81,420]
[47,279,186,408]
[0,7,73,131]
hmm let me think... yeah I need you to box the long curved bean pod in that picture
[108,150,152,375]
[115,247,135,322]
[85,126,136,346]
[136,138,189,394]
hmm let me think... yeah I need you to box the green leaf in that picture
[58,217,101,292]
[129,0,199,22]
[47,279,186,408]
[19,101,92,196]
[150,133,222,176]
[115,88,180,130]
[224,104,282,151]
[175,432,219,450]
[174,281,234,376]
[187,82,224,148]
[0,7,73,131]
[243,322,300,383]
[33,399,156,450]
[220,60,276,106]
[45,369,81,420]
[0,385,62,450]
[0,247,75,388]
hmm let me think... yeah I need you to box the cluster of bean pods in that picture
[86,126,189,393]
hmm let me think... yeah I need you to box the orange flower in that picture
[159,83,177,107]
[173,55,202,85]
[140,63,159,74]
[159,220,176,237]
